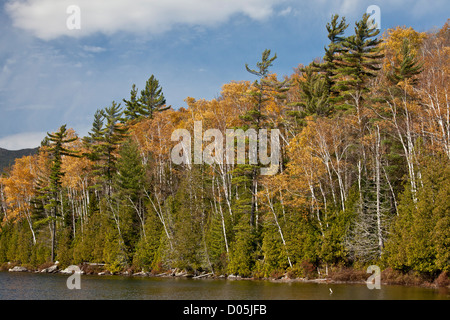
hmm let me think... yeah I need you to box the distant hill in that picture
[0,147,39,173]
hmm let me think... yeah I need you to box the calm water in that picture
[0,272,448,300]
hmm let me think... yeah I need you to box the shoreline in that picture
[2,262,449,291]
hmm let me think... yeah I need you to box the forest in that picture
[0,14,449,282]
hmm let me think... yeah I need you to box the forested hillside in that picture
[0,15,448,280]
[0,148,38,173]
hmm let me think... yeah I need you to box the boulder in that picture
[8,266,28,272]
[60,265,84,274]
[41,264,59,273]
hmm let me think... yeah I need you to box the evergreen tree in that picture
[123,75,170,120]
[88,102,128,196]
[123,84,141,121]
[243,49,278,128]
[243,49,288,227]
[388,38,423,87]
[111,140,146,260]
[299,66,332,117]
[332,13,384,115]
[312,14,349,105]
[384,155,450,274]
[114,140,145,201]
[172,168,207,272]
[45,124,79,262]
[133,206,163,271]
[227,216,256,277]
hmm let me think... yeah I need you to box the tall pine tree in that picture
[123,75,170,120]
[46,125,79,262]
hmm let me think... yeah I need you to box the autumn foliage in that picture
[0,16,448,279]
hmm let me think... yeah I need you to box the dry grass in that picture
[434,271,450,288]
[328,267,368,282]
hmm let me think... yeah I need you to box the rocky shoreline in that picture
[4,263,362,285]
[3,262,449,290]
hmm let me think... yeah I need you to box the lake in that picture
[0,272,448,300]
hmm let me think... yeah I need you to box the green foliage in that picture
[123,75,169,120]
[171,170,207,271]
[388,38,423,86]
[384,155,450,274]
[321,189,359,265]
[298,67,332,117]
[227,216,256,277]
[56,228,73,268]
[114,140,145,199]
[311,14,348,107]
[285,214,321,267]
[261,222,288,277]
[45,124,80,262]
[332,13,384,111]
[0,18,447,283]
[102,223,127,273]
[133,207,163,271]
[205,211,230,274]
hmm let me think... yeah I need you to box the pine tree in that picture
[243,49,288,227]
[123,84,141,121]
[123,75,170,120]
[96,101,128,196]
[388,38,423,87]
[299,66,331,117]
[113,140,146,254]
[114,140,145,200]
[243,49,278,129]
[312,14,349,104]
[45,124,80,262]
[83,109,105,190]
[332,13,384,115]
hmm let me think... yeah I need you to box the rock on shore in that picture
[8,266,28,272]
[40,264,59,273]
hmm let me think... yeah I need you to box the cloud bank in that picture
[5,0,280,40]
[0,131,46,150]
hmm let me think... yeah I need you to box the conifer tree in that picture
[114,140,146,244]
[243,49,288,227]
[83,109,105,191]
[123,75,170,120]
[388,38,423,87]
[243,49,278,128]
[332,13,384,116]
[90,101,128,196]
[123,84,141,121]
[45,124,80,262]
[312,14,349,105]
[299,66,331,117]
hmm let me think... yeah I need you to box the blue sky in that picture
[0,0,448,149]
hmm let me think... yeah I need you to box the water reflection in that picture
[0,272,448,300]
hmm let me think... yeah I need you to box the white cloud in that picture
[278,6,292,16]
[288,0,449,20]
[5,0,280,40]
[82,45,106,53]
[0,131,46,150]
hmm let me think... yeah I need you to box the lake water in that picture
[0,272,449,300]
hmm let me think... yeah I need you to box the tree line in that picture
[0,14,448,279]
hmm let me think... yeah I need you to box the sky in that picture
[0,0,448,150]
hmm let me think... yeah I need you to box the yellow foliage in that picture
[381,26,427,73]
[1,155,37,223]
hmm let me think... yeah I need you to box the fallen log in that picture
[193,273,213,279]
